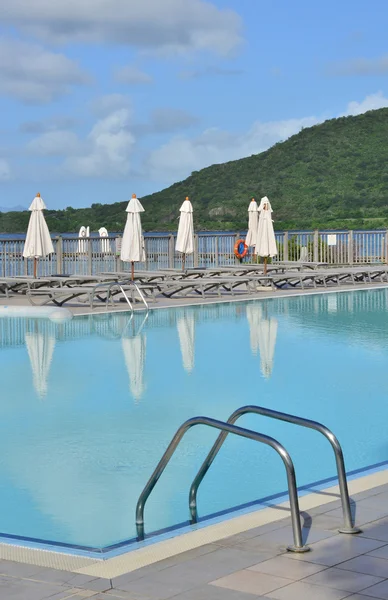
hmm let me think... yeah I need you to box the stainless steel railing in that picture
[135,416,310,553]
[189,405,361,535]
[1,229,387,278]
[105,281,149,312]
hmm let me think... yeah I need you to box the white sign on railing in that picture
[327,234,337,246]
[115,237,122,255]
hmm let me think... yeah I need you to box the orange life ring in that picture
[234,239,248,259]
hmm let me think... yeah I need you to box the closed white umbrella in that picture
[98,227,111,254]
[77,226,87,254]
[120,193,145,280]
[22,193,54,277]
[256,196,278,274]
[25,327,56,398]
[175,197,194,270]
[177,312,195,373]
[245,198,259,253]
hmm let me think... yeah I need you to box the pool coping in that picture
[72,281,388,317]
[0,467,387,579]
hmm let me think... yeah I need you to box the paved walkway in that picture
[1,480,388,599]
[1,281,387,316]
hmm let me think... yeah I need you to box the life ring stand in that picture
[234,239,248,260]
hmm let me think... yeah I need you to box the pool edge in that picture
[0,467,387,578]
[72,282,388,318]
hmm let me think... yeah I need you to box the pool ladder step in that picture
[135,405,361,553]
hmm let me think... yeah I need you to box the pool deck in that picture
[1,280,388,316]
[1,469,388,599]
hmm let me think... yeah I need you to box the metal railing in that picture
[105,281,149,312]
[189,405,361,535]
[135,416,310,553]
[1,229,387,277]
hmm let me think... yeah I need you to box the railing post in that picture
[115,236,122,272]
[194,234,199,267]
[56,236,63,275]
[385,231,388,265]
[215,235,219,267]
[283,231,289,262]
[144,237,149,270]
[348,230,353,265]
[234,232,240,264]
[87,238,93,275]
[168,234,175,269]
[313,230,319,262]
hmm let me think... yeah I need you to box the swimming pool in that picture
[0,289,387,553]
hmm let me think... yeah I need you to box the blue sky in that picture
[0,0,387,210]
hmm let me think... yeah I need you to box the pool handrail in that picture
[189,405,361,535]
[104,280,149,311]
[135,416,310,552]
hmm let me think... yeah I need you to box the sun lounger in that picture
[263,266,388,289]
[27,281,159,309]
[0,277,55,296]
[154,276,273,298]
[0,274,121,297]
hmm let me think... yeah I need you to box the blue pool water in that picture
[0,289,388,551]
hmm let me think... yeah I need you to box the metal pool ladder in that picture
[106,281,149,312]
[135,405,361,552]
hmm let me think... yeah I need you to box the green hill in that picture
[2,107,388,233]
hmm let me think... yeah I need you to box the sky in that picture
[0,0,388,210]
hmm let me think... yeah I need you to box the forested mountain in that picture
[2,108,388,233]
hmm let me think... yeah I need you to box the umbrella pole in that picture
[182,253,186,271]
[264,256,268,275]
[33,258,37,278]
[131,261,134,281]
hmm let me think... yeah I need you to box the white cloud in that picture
[0,38,89,104]
[147,117,318,182]
[342,92,388,116]
[27,131,81,156]
[328,56,388,76]
[63,108,135,177]
[25,97,135,178]
[146,92,388,182]
[0,159,11,181]
[90,94,132,117]
[148,108,198,133]
[0,0,243,56]
[114,66,153,85]
[20,116,79,134]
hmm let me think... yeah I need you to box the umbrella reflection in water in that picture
[177,311,195,374]
[121,314,148,402]
[25,322,56,398]
[247,303,278,379]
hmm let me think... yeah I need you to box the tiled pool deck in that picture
[1,471,388,599]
